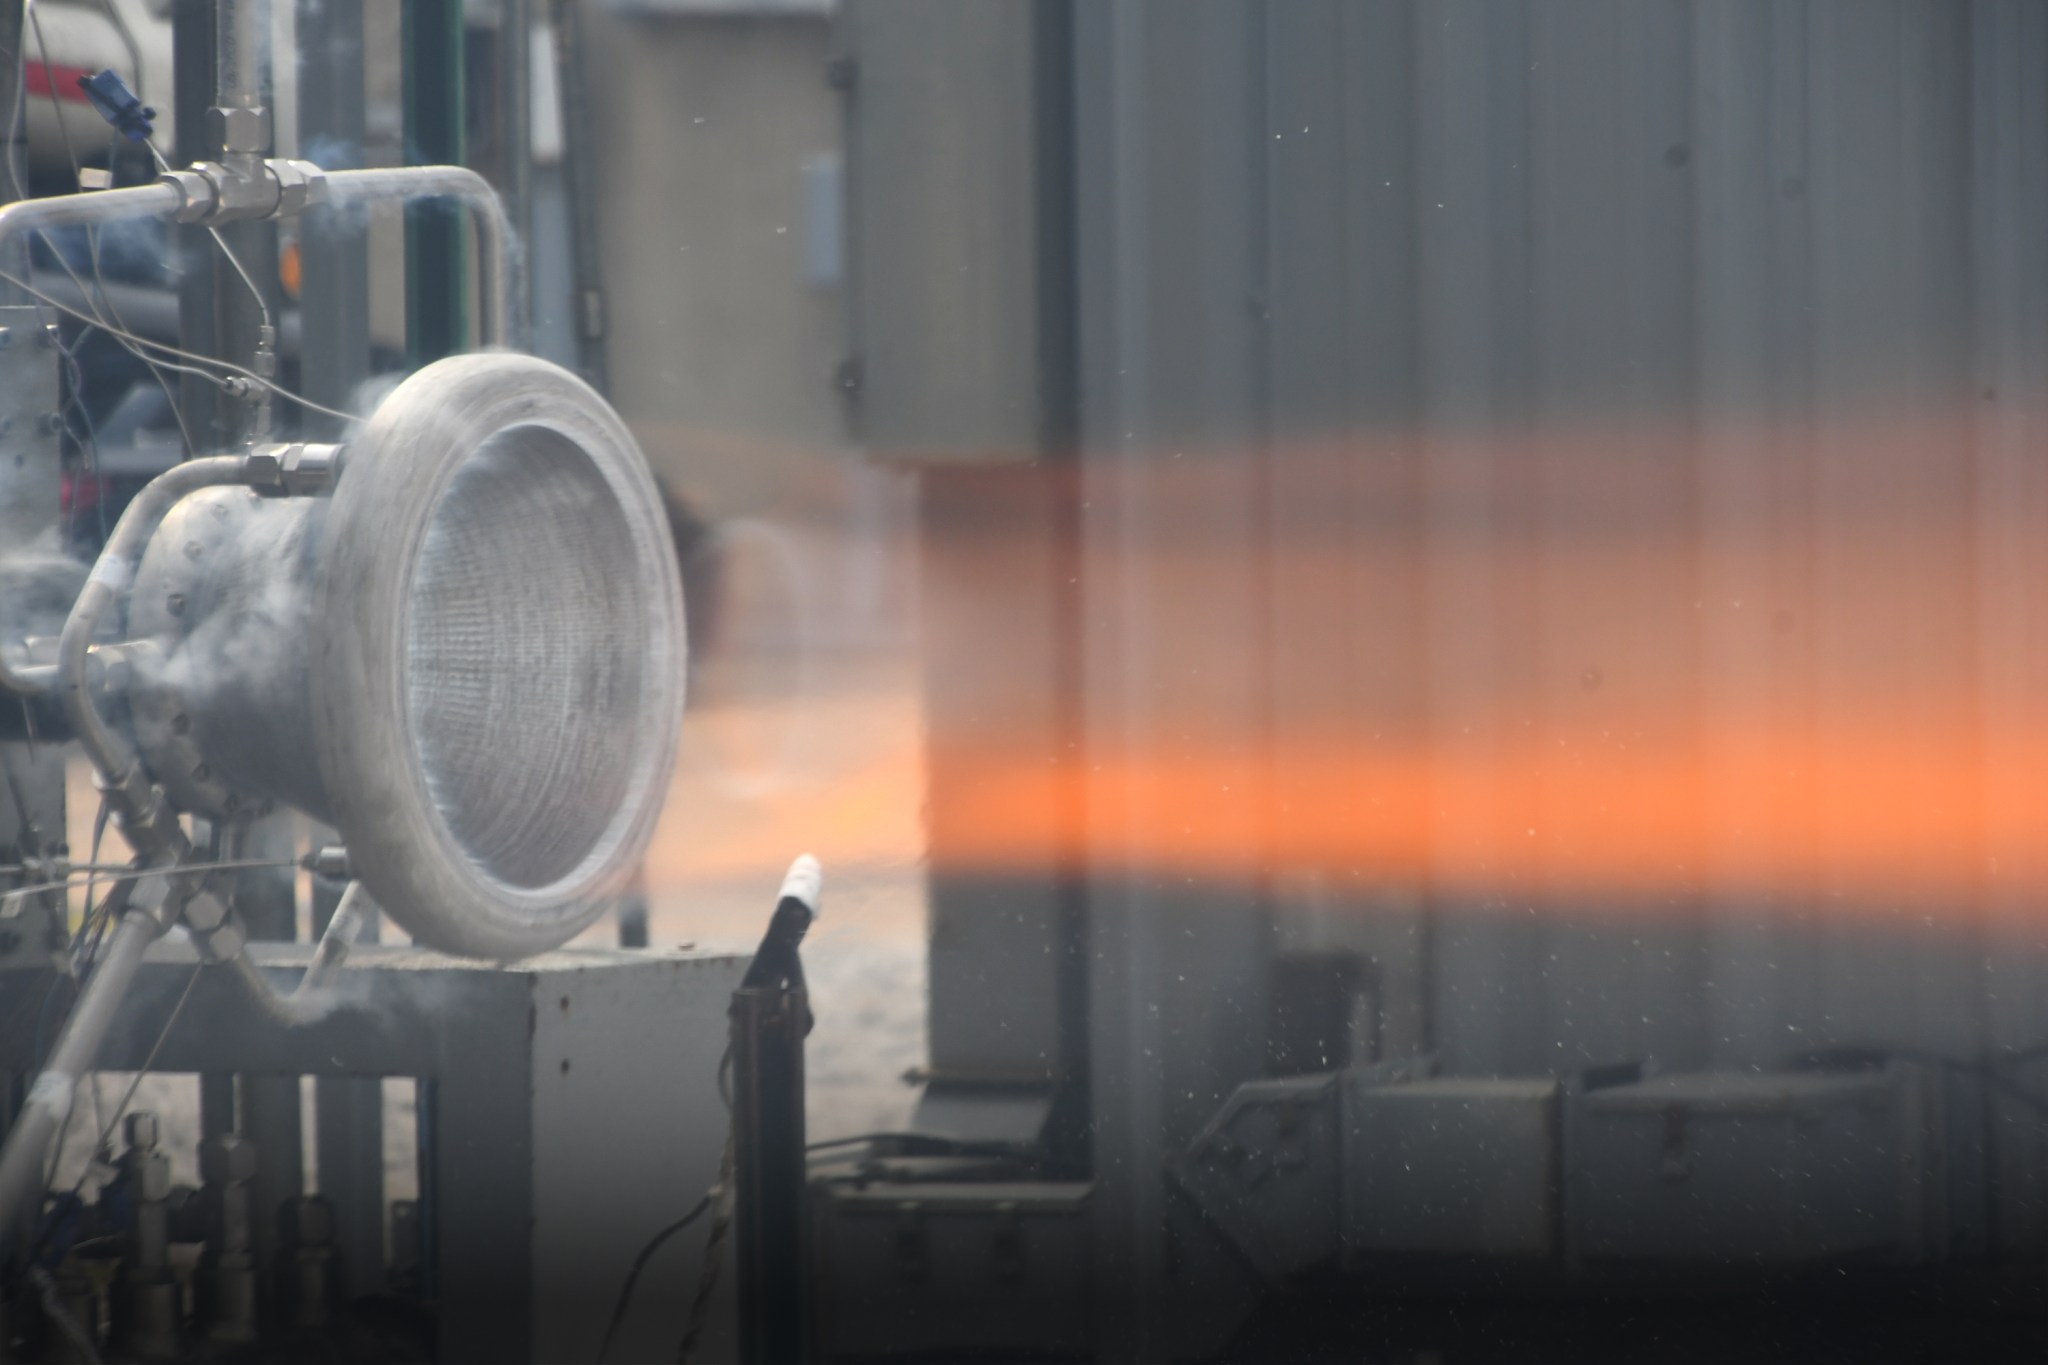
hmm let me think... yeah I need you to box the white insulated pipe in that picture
[323,166,513,350]
[215,0,269,114]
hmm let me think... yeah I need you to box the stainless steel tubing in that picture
[0,909,161,1253]
[323,167,512,348]
[0,171,503,346]
[0,183,186,271]
[228,880,369,1026]
[0,641,52,698]
[297,880,368,996]
[215,0,269,113]
[58,457,250,857]
[0,163,510,703]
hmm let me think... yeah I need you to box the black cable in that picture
[594,1194,713,1365]
[675,1138,734,1365]
[676,1045,739,1364]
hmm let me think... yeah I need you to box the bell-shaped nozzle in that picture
[125,354,687,959]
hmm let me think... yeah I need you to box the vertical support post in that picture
[0,0,27,297]
[616,867,649,948]
[312,864,384,1300]
[216,0,302,1260]
[414,1077,440,1306]
[199,1073,235,1141]
[730,985,809,1365]
[0,0,69,987]
[212,0,280,446]
[235,814,302,1298]
[729,862,819,1365]
[548,0,607,390]
[403,0,468,364]
[497,0,533,348]
[171,0,220,452]
[296,0,370,435]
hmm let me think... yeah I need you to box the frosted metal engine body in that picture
[127,353,687,958]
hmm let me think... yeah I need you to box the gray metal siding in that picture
[848,0,2048,1308]
[1058,0,2048,1279]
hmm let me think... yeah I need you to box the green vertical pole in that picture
[403,0,467,364]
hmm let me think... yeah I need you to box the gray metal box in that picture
[1173,1073,1342,1282]
[1343,1076,1561,1260]
[839,0,1070,461]
[1568,1071,1922,1266]
[2,943,745,1364]
[813,1180,1092,1361]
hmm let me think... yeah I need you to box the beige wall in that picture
[580,8,847,517]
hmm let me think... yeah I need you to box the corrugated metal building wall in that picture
[847,0,2048,1321]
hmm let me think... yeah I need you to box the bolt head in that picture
[196,916,246,965]
[181,890,228,933]
[244,445,286,491]
[270,159,326,218]
[161,167,217,222]
[206,106,269,157]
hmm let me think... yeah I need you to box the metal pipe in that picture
[498,0,534,348]
[325,166,513,348]
[295,0,369,439]
[210,0,275,444]
[215,0,268,113]
[0,642,51,699]
[58,457,249,858]
[0,164,507,701]
[174,0,222,451]
[0,0,30,304]
[733,855,821,1365]
[402,0,466,364]
[0,168,506,360]
[550,0,609,390]
[0,909,162,1253]
[225,880,369,1026]
[0,183,186,268]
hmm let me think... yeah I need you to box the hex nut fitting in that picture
[160,168,217,223]
[187,904,246,965]
[244,444,285,491]
[193,159,282,223]
[248,443,341,497]
[180,890,228,933]
[269,159,328,217]
[305,845,351,881]
[206,106,271,158]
